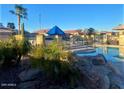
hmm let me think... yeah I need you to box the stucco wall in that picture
[119,30,124,46]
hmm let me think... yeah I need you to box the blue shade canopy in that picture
[47,26,65,36]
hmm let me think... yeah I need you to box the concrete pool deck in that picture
[65,44,124,53]
[94,44,124,48]
[70,48,94,52]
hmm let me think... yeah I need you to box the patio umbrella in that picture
[47,26,65,43]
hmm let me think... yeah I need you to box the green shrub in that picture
[30,42,80,88]
[30,41,64,61]
[45,41,61,60]
[0,36,31,67]
[0,38,17,66]
[31,57,79,88]
[30,46,45,59]
[17,38,31,55]
[16,38,31,63]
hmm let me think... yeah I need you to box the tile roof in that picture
[34,29,84,35]
[113,24,124,30]
[0,28,14,33]
[64,29,84,34]
[34,29,49,34]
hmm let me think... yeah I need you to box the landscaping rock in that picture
[94,65,111,76]
[73,59,124,89]
[76,86,85,89]
[0,64,23,89]
[98,75,110,89]
[81,67,110,89]
[74,55,111,89]
[18,68,49,88]
[79,69,110,89]
[92,54,107,65]
[108,72,124,89]
[18,69,44,82]
[18,80,40,89]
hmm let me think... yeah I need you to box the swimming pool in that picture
[77,47,124,62]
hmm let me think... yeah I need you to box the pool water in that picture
[77,47,124,62]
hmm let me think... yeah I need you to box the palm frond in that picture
[10,4,28,20]
[15,4,23,10]
[9,10,15,14]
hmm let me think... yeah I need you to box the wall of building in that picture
[119,30,124,46]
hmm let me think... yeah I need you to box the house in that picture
[33,29,84,45]
[35,29,49,35]
[113,24,124,46]
[95,31,119,44]
[104,31,119,44]
[0,26,36,45]
[64,29,83,35]
[0,27,16,40]
[34,29,84,40]
[35,29,84,36]
[112,24,124,56]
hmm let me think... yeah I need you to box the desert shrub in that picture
[17,38,31,55]
[0,38,18,66]
[16,38,31,63]
[0,41,4,66]
[30,42,80,88]
[30,46,45,59]
[0,36,31,67]
[30,45,45,68]
[31,57,80,88]
[60,51,74,62]
[45,41,61,60]
[30,41,72,61]
[43,60,79,88]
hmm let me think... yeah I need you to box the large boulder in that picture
[92,54,107,65]
[18,80,40,89]
[81,73,110,89]
[74,56,110,89]
[18,69,44,82]
[18,79,49,89]
[108,72,124,89]
[18,69,48,88]
[106,62,124,89]
[81,66,110,88]
[73,53,124,89]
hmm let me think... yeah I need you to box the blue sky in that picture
[0,4,124,32]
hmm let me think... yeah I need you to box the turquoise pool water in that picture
[77,47,124,62]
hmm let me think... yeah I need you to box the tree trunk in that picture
[18,15,21,34]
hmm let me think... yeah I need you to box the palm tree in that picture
[10,4,27,34]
